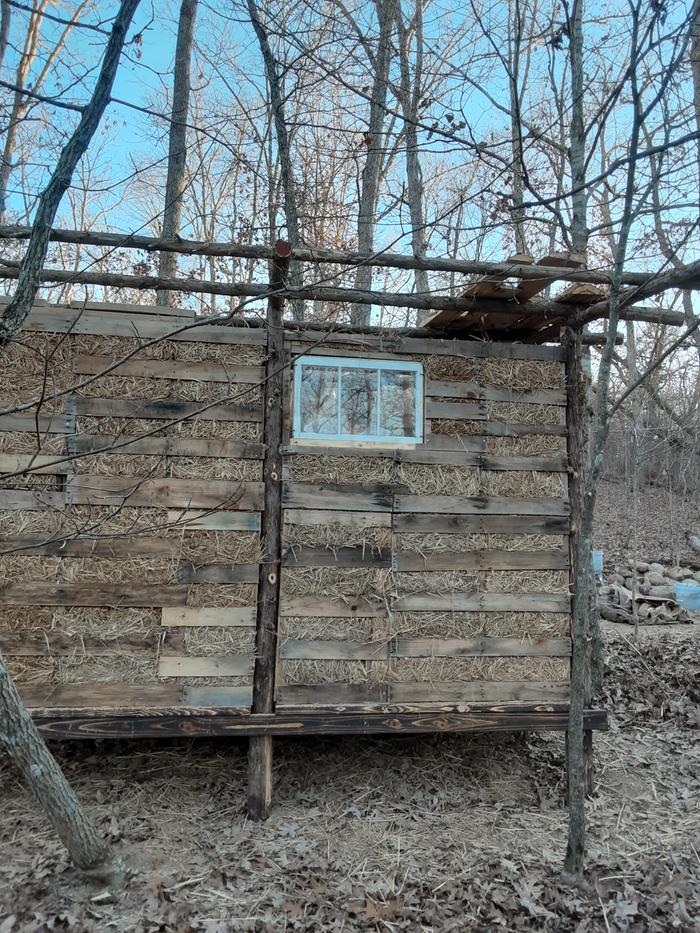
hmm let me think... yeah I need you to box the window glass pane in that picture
[299,365,338,434]
[380,370,416,437]
[340,367,378,435]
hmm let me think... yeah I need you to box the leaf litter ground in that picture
[0,624,698,932]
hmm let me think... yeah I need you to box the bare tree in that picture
[157,0,198,306]
[0,0,141,347]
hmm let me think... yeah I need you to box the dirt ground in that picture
[0,626,698,932]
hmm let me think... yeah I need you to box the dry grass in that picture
[281,659,387,685]
[486,401,562,425]
[392,610,570,638]
[56,655,159,684]
[182,626,255,656]
[76,416,262,441]
[0,432,66,455]
[482,570,569,593]
[0,554,179,584]
[74,451,262,481]
[280,616,376,640]
[478,358,563,390]
[179,530,261,564]
[71,334,264,366]
[284,522,392,550]
[82,375,261,405]
[0,508,66,536]
[387,657,569,683]
[397,463,481,495]
[396,532,567,552]
[287,455,397,485]
[394,570,480,594]
[0,335,73,408]
[281,567,391,597]
[429,419,481,436]
[487,435,565,456]
[419,354,480,382]
[482,470,564,497]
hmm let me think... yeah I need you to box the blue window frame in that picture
[292,355,424,444]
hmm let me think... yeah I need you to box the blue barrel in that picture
[592,551,604,578]
[674,582,700,611]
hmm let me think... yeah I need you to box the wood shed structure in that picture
[0,236,618,816]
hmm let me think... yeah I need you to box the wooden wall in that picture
[0,301,572,716]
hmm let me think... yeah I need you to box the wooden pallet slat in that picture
[0,535,177,558]
[391,592,570,612]
[71,434,265,460]
[394,549,569,571]
[282,508,392,528]
[158,656,253,677]
[425,379,566,406]
[162,607,256,627]
[283,481,404,513]
[0,583,188,607]
[280,596,388,618]
[176,563,259,584]
[66,476,263,510]
[394,513,569,534]
[165,509,261,531]
[0,490,66,512]
[0,412,73,434]
[283,545,391,569]
[393,636,571,658]
[425,400,487,421]
[394,494,569,516]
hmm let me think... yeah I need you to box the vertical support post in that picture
[247,239,291,821]
[563,326,594,821]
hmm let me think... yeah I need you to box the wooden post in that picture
[247,240,291,820]
[563,325,593,876]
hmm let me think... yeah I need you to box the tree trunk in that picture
[353,0,395,326]
[0,0,141,349]
[247,0,303,320]
[0,0,11,73]
[0,653,108,868]
[568,0,587,255]
[395,1,429,307]
[156,0,198,306]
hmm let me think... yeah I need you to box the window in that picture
[293,356,424,444]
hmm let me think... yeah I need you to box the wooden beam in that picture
[248,241,291,821]
[30,707,608,738]
[0,223,666,288]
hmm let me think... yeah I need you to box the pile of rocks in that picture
[597,560,700,625]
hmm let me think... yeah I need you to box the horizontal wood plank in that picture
[0,412,72,434]
[158,656,253,677]
[280,596,388,618]
[394,549,569,571]
[0,490,65,511]
[0,583,188,607]
[0,454,67,474]
[74,354,264,384]
[393,513,569,534]
[393,637,571,658]
[280,639,389,660]
[73,397,262,423]
[283,545,391,568]
[162,607,256,627]
[31,708,607,739]
[0,632,175,657]
[481,421,567,437]
[0,534,177,558]
[394,494,568,516]
[283,508,392,528]
[166,509,261,530]
[67,476,263,510]
[391,592,570,612]
[426,379,566,406]
[19,683,183,709]
[70,434,265,460]
[425,400,487,420]
[388,681,572,703]
[293,337,565,362]
[23,308,268,345]
[176,562,259,584]
[284,481,405,513]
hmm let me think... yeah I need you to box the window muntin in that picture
[293,356,423,444]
